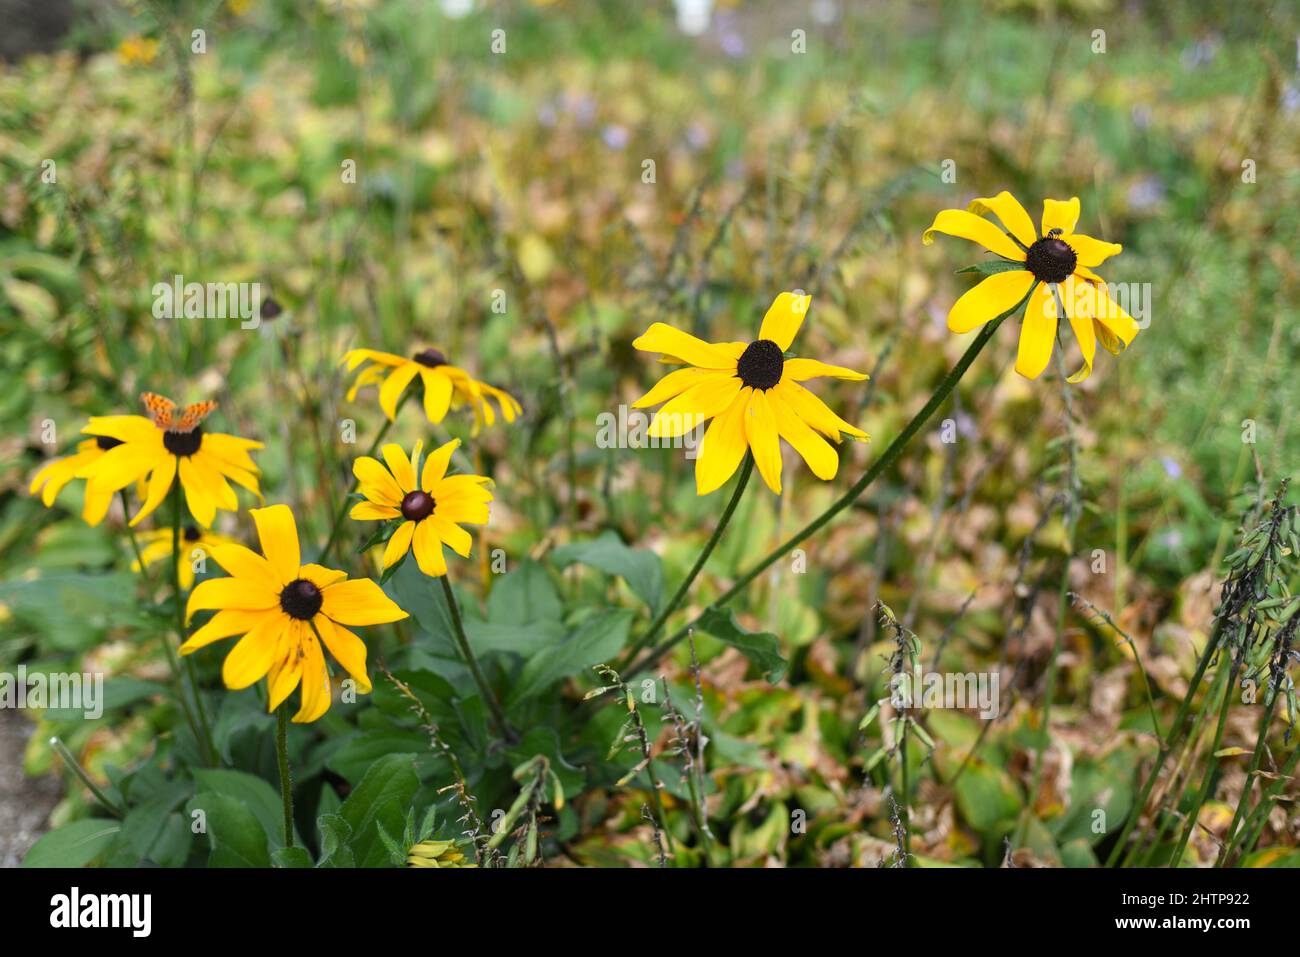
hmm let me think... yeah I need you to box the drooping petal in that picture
[1015,282,1059,380]
[632,322,739,369]
[314,615,371,693]
[293,637,332,723]
[222,613,289,690]
[695,389,751,495]
[249,504,301,586]
[411,520,448,577]
[758,291,812,351]
[430,515,473,557]
[770,392,839,480]
[267,623,305,711]
[321,578,409,625]
[1041,197,1080,237]
[1092,281,1141,348]
[420,368,454,423]
[648,374,742,438]
[178,457,218,528]
[782,358,868,382]
[79,441,165,492]
[341,348,406,371]
[773,380,868,441]
[378,362,420,420]
[744,390,783,494]
[1059,276,1097,383]
[382,520,416,570]
[967,192,1037,247]
[946,270,1035,334]
[129,458,178,527]
[922,209,1027,262]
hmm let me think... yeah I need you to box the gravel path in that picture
[0,710,61,867]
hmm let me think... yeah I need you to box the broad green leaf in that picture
[337,754,420,868]
[22,819,121,867]
[187,793,271,868]
[512,608,635,703]
[696,607,787,683]
[486,558,562,624]
[194,768,294,847]
[551,532,663,613]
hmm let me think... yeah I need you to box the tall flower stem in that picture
[622,456,755,663]
[439,575,516,742]
[626,310,1012,677]
[276,703,294,848]
[320,392,412,562]
[1169,657,1241,867]
[120,490,153,590]
[170,483,216,765]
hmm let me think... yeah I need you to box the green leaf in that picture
[315,813,355,868]
[952,759,1023,834]
[695,607,788,683]
[551,532,664,613]
[955,259,1028,277]
[22,819,121,867]
[194,768,292,847]
[337,754,420,867]
[272,846,315,868]
[325,729,437,784]
[487,558,563,624]
[511,608,635,703]
[187,792,271,867]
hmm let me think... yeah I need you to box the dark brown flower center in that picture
[413,349,447,369]
[95,436,123,451]
[183,525,202,543]
[280,578,323,620]
[162,426,203,457]
[401,490,436,522]
[1024,235,1077,284]
[736,339,784,391]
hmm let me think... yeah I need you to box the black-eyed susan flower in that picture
[341,347,521,433]
[29,435,123,526]
[77,393,264,529]
[132,525,239,590]
[180,504,408,723]
[406,839,476,868]
[631,292,868,496]
[923,191,1141,382]
[350,438,493,577]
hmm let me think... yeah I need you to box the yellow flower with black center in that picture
[180,504,408,723]
[132,525,239,590]
[923,191,1140,381]
[631,292,869,496]
[341,347,521,433]
[406,839,476,868]
[350,438,493,577]
[30,434,124,526]
[77,393,263,529]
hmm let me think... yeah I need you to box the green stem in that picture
[439,575,516,742]
[50,736,125,819]
[1106,629,1219,867]
[120,490,153,590]
[622,456,754,663]
[1219,682,1283,866]
[1233,737,1300,861]
[626,310,1012,677]
[170,482,216,765]
[1170,658,1241,866]
[276,703,294,847]
[320,392,410,562]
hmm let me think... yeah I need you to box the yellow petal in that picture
[181,607,278,653]
[1093,281,1141,347]
[186,577,280,623]
[770,392,839,480]
[695,390,751,495]
[81,414,159,444]
[946,270,1035,334]
[314,615,371,694]
[430,515,473,557]
[1041,197,1080,237]
[267,623,305,711]
[250,504,301,586]
[648,373,741,439]
[82,482,115,527]
[773,380,868,441]
[382,520,416,570]
[381,443,416,494]
[922,209,1027,262]
[179,456,218,528]
[1059,276,1097,383]
[378,362,420,421]
[744,390,782,494]
[967,191,1037,247]
[411,520,448,577]
[782,358,868,382]
[420,368,454,423]
[1015,283,1058,380]
[631,367,718,409]
[632,322,739,369]
[222,613,288,689]
[321,578,409,625]
[758,291,812,351]
[420,439,460,490]
[350,501,401,520]
[80,441,164,492]
[129,458,178,527]
[298,563,348,589]
[209,543,277,583]
[293,636,332,723]
[353,456,404,506]
[1064,232,1122,269]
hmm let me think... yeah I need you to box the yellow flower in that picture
[30,436,121,525]
[180,504,408,723]
[116,36,159,66]
[923,191,1141,382]
[77,394,263,529]
[350,439,493,577]
[631,292,869,496]
[406,839,476,868]
[228,0,254,15]
[131,525,240,591]
[341,347,521,433]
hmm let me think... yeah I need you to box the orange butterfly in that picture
[141,392,217,433]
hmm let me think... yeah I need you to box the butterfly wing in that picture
[141,392,176,430]
[176,401,217,433]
